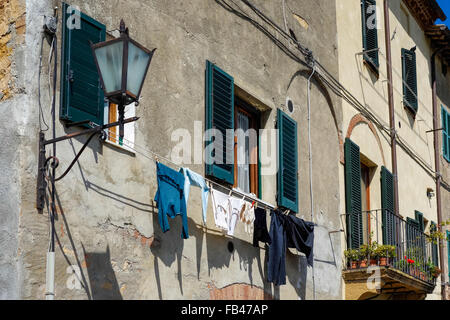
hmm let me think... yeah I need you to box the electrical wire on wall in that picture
[38,33,49,132]
[307,65,316,301]
[222,0,450,188]
[39,8,59,300]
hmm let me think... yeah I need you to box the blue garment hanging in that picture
[253,207,272,247]
[267,210,314,286]
[154,162,189,239]
[267,210,286,285]
[180,167,210,224]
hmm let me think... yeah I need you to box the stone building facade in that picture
[1,0,449,301]
[0,0,343,300]
[336,0,450,300]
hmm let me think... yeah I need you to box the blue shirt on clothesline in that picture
[154,162,189,239]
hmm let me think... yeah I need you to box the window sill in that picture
[403,102,418,119]
[103,139,136,156]
[363,59,380,78]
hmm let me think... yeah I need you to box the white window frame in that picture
[103,101,136,154]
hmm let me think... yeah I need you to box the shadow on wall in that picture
[54,189,92,299]
[150,209,270,299]
[52,147,311,300]
[285,252,308,300]
[150,200,312,300]
[53,189,123,300]
[150,205,185,299]
[82,245,123,300]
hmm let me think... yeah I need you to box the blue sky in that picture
[436,0,450,27]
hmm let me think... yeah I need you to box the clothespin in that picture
[251,201,256,208]
[155,155,159,163]
[228,189,233,197]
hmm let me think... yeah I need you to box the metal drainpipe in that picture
[431,47,445,299]
[383,0,400,215]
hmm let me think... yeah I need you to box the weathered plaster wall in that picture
[336,0,443,299]
[8,0,343,300]
[436,55,450,296]
[0,0,27,300]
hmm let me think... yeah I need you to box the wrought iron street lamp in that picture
[91,20,156,142]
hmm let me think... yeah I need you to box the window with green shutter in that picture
[277,109,298,213]
[414,211,424,232]
[442,106,450,162]
[430,221,439,266]
[345,138,363,249]
[60,3,106,127]
[205,60,235,185]
[406,217,419,244]
[381,166,396,245]
[361,0,379,71]
[401,48,418,114]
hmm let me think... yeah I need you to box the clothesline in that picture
[102,130,340,233]
[104,130,276,210]
[101,130,318,292]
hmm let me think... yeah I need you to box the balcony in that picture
[342,209,438,300]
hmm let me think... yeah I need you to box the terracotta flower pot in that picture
[409,267,419,277]
[351,261,358,269]
[379,257,388,266]
[369,259,377,266]
[359,260,368,268]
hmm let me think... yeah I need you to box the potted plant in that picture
[407,259,420,278]
[344,249,359,269]
[358,245,369,268]
[405,256,416,276]
[426,261,442,279]
[368,241,379,266]
[376,245,396,266]
[431,267,441,279]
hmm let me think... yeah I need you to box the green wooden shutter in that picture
[406,217,420,252]
[401,48,418,114]
[345,138,363,249]
[277,109,298,213]
[442,106,450,162]
[381,166,396,245]
[361,0,379,69]
[430,221,439,266]
[60,3,106,126]
[414,211,426,261]
[205,60,234,185]
[414,211,424,232]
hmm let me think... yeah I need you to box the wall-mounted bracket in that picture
[35,117,139,211]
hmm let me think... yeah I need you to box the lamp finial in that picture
[119,19,129,36]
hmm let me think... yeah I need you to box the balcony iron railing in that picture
[343,209,436,285]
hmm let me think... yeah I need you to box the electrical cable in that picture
[229,0,449,186]
[307,65,316,300]
[102,128,339,237]
[50,34,58,253]
[38,33,49,132]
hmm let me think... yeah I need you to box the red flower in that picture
[407,259,415,264]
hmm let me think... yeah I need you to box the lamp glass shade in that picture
[93,40,124,94]
[126,41,151,97]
